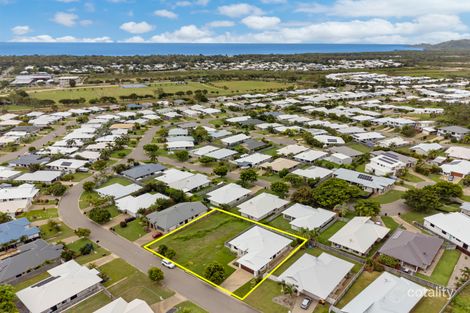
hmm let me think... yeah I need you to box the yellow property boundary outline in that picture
[143,207,308,301]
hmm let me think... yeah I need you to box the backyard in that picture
[149,211,252,279]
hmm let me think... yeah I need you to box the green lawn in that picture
[18,208,58,221]
[445,283,470,313]
[40,222,75,242]
[151,211,252,279]
[403,173,425,183]
[114,219,148,241]
[13,272,50,292]
[371,190,405,204]
[400,210,437,225]
[381,216,400,231]
[412,293,449,313]
[67,292,112,313]
[71,172,93,182]
[174,301,209,313]
[244,280,289,313]
[79,191,101,209]
[267,215,295,233]
[416,249,461,286]
[110,148,132,158]
[317,220,347,245]
[66,238,110,265]
[260,174,283,184]
[233,279,259,298]
[260,145,279,156]
[347,143,371,153]
[100,176,133,187]
[336,271,381,308]
[98,258,137,287]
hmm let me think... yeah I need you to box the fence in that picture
[439,279,470,313]
[314,242,366,264]
[329,266,366,311]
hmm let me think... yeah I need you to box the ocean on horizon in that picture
[0,42,421,56]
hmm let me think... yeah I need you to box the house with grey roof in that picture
[0,239,63,284]
[379,229,443,272]
[147,202,208,232]
[121,163,166,181]
[438,126,470,140]
[242,139,269,151]
[0,218,40,250]
[328,146,363,158]
[8,154,50,168]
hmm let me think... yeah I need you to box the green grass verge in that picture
[174,301,209,313]
[18,208,58,221]
[114,219,148,241]
[416,249,461,286]
[445,283,470,313]
[381,216,400,231]
[40,222,75,242]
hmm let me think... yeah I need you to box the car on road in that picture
[300,297,312,310]
[162,259,175,269]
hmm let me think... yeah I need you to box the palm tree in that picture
[299,227,320,246]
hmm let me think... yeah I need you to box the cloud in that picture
[174,0,208,6]
[56,0,79,2]
[122,36,146,43]
[79,19,93,26]
[261,0,286,3]
[11,25,31,35]
[206,20,235,28]
[175,1,191,7]
[120,21,155,34]
[84,2,95,12]
[296,0,470,17]
[150,25,213,43]
[52,11,78,27]
[154,9,178,19]
[241,15,280,29]
[218,3,263,18]
[11,35,113,43]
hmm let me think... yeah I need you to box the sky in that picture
[2,0,470,44]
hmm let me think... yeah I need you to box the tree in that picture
[0,284,18,313]
[74,228,91,238]
[213,165,228,177]
[240,168,258,186]
[47,182,67,196]
[92,160,107,171]
[204,263,225,285]
[431,181,463,202]
[88,207,112,224]
[271,181,289,198]
[463,175,470,187]
[278,168,290,178]
[80,243,94,255]
[47,219,61,232]
[403,187,442,212]
[400,125,417,137]
[0,212,12,224]
[354,200,381,217]
[284,173,304,187]
[143,144,159,162]
[291,186,314,205]
[200,156,215,164]
[312,179,361,209]
[174,150,189,162]
[148,267,164,282]
[83,181,95,192]
[192,126,210,144]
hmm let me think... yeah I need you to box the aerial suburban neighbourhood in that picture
[1,2,470,312]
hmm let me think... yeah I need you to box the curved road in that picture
[58,126,258,313]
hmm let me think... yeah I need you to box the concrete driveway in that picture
[221,267,253,292]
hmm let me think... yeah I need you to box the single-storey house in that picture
[16,260,102,313]
[116,192,169,217]
[121,163,166,181]
[292,166,333,181]
[260,158,300,173]
[46,159,88,173]
[438,126,470,140]
[277,144,309,156]
[294,149,328,164]
[226,226,292,277]
[96,183,141,200]
[94,298,153,313]
[221,133,250,146]
[15,170,63,185]
[445,146,470,161]
[333,168,396,194]
[206,183,251,206]
[9,154,50,168]
[278,253,353,302]
[147,202,208,232]
[0,218,40,251]
[329,216,390,256]
[424,212,470,254]
[378,229,443,272]
[237,193,290,221]
[440,159,470,178]
[234,153,272,168]
[282,203,336,231]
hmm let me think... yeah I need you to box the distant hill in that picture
[419,39,470,50]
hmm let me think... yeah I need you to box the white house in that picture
[294,149,328,163]
[116,192,169,217]
[16,260,102,313]
[445,146,470,161]
[237,193,289,221]
[314,135,345,146]
[410,143,443,155]
[440,159,470,178]
[277,144,309,156]
[333,168,396,194]
[329,217,390,256]
[282,203,336,231]
[46,159,88,173]
[15,170,62,185]
[279,253,353,302]
[365,155,406,176]
[292,166,333,181]
[96,183,141,200]
[424,212,470,253]
[234,153,271,168]
[221,133,250,146]
[226,226,292,277]
[94,298,153,313]
[206,183,251,206]
[340,272,426,313]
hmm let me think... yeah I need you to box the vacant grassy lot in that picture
[371,190,405,204]
[401,210,437,225]
[28,80,293,103]
[100,176,133,187]
[150,211,252,279]
[403,172,425,183]
[416,249,461,286]
[19,208,58,221]
[174,301,209,313]
[413,294,449,313]
[114,219,148,241]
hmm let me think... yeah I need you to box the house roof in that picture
[279,253,353,299]
[260,158,299,172]
[439,126,470,134]
[46,158,88,170]
[96,183,141,199]
[283,204,336,230]
[445,146,470,161]
[228,226,292,272]
[294,149,328,162]
[235,153,271,166]
[425,212,470,245]
[207,183,251,205]
[0,239,62,283]
[441,160,470,176]
[221,133,250,145]
[121,163,166,179]
[167,173,211,193]
[94,298,153,313]
[192,145,220,156]
[16,260,102,313]
[329,217,390,254]
[292,166,333,180]
[328,146,364,157]
[9,154,50,166]
[15,170,62,183]
[341,272,426,313]
[379,229,443,269]
[243,139,268,150]
[156,169,194,184]
[116,193,169,215]
[147,202,208,230]
[333,168,396,190]
[277,144,309,156]
[204,148,237,160]
[0,183,39,201]
[238,193,289,220]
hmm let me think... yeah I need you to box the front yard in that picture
[114,218,148,241]
[416,249,461,286]
[149,211,252,279]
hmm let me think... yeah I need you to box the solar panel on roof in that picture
[61,161,72,166]
[383,152,398,159]
[358,173,373,181]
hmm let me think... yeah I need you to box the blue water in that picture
[0,43,421,56]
